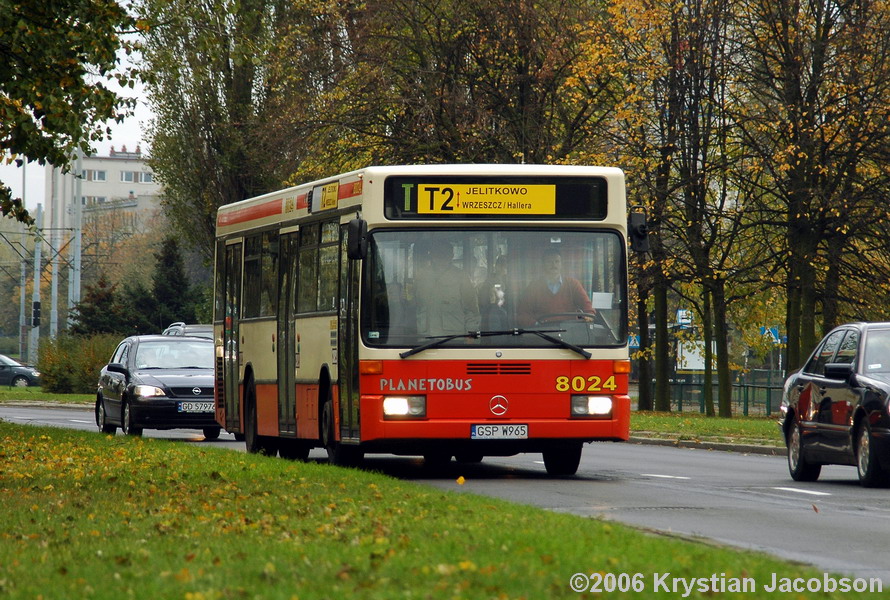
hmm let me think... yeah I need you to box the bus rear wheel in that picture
[542,443,582,477]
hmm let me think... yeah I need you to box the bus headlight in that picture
[571,395,612,417]
[383,396,426,418]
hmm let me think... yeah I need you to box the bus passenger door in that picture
[224,242,242,433]
[277,232,298,434]
[338,227,361,442]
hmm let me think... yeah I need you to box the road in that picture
[3,404,889,584]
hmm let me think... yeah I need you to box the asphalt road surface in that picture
[3,404,889,584]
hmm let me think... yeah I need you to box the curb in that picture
[1,402,786,456]
[629,435,784,456]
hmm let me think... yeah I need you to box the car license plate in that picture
[470,424,528,439]
[178,401,214,413]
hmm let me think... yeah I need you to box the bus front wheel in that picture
[245,379,277,456]
[321,393,362,467]
[542,443,582,477]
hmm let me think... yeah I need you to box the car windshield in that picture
[0,355,21,366]
[364,229,626,350]
[134,341,214,369]
[864,329,890,373]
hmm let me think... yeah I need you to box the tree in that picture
[286,0,615,170]
[139,0,291,260]
[732,0,890,371]
[0,0,140,223]
[152,237,194,329]
[68,274,124,335]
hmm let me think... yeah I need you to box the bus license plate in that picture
[178,401,214,413]
[471,424,528,439]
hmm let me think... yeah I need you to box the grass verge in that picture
[0,421,878,599]
[0,388,93,405]
[631,411,783,447]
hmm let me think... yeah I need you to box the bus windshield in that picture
[364,229,627,350]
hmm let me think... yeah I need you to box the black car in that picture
[0,354,41,387]
[96,335,220,440]
[780,322,890,487]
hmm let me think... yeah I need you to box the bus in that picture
[213,164,647,476]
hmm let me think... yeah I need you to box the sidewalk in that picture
[629,435,783,456]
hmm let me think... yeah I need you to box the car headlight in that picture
[571,395,613,417]
[383,396,426,418]
[133,385,166,398]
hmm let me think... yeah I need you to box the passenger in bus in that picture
[478,255,511,331]
[415,240,480,337]
[517,247,594,326]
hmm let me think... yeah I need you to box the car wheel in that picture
[321,391,362,467]
[121,401,143,437]
[787,421,820,481]
[202,426,221,441]
[542,443,583,476]
[11,375,29,387]
[244,379,276,456]
[95,399,117,434]
[856,423,890,488]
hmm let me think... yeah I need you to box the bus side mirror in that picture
[628,206,649,253]
[347,218,368,260]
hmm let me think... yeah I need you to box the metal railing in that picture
[636,370,785,416]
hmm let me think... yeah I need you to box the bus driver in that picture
[517,247,594,327]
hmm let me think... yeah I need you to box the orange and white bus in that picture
[213,164,647,475]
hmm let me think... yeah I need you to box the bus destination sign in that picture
[417,184,556,215]
[383,176,607,221]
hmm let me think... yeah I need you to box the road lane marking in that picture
[773,486,831,496]
[641,473,691,480]
[69,420,93,424]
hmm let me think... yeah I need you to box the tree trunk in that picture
[637,285,653,411]
[702,288,715,417]
[712,280,733,418]
[654,282,671,412]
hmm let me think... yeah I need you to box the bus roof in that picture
[215,164,625,236]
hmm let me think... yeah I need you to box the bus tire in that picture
[279,439,310,461]
[321,392,362,467]
[543,443,582,476]
[455,452,483,464]
[244,378,277,456]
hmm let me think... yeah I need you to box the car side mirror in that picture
[823,362,853,380]
[107,363,129,376]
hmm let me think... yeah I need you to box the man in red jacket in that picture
[517,247,594,326]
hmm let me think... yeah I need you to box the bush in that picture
[37,334,121,394]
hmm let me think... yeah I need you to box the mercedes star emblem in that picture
[489,395,508,416]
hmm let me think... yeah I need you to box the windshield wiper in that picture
[399,328,591,359]
[399,333,473,359]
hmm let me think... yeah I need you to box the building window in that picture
[139,172,154,184]
[120,171,137,183]
[84,169,106,182]
[83,196,107,206]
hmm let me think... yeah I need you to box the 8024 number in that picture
[555,375,617,392]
